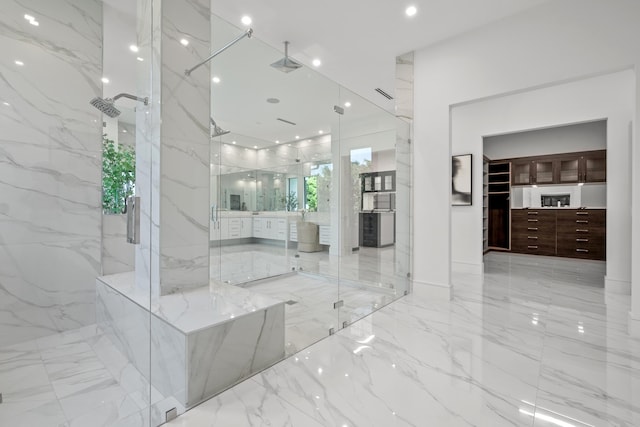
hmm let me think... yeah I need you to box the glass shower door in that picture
[0,0,154,425]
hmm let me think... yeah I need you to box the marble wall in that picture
[135,0,212,297]
[0,0,103,346]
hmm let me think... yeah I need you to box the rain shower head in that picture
[210,117,230,137]
[270,41,302,73]
[90,97,120,118]
[89,93,149,118]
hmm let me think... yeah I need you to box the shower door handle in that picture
[126,196,141,244]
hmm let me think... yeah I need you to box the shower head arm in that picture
[185,28,253,76]
[112,93,149,105]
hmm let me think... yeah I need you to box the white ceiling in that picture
[212,0,551,111]
[101,0,550,146]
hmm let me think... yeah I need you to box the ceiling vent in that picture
[375,88,394,100]
[277,118,297,126]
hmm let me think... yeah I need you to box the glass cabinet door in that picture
[583,152,606,182]
[511,161,531,185]
[534,160,554,184]
[558,158,579,183]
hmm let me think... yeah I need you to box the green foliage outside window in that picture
[305,176,318,211]
[102,136,135,214]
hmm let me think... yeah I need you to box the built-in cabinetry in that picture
[510,209,605,260]
[556,209,605,260]
[482,157,489,253]
[511,209,557,256]
[289,222,331,246]
[488,161,511,250]
[511,150,606,186]
[252,217,287,240]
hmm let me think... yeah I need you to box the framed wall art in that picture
[452,154,472,206]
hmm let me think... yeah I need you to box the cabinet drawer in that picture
[511,233,555,255]
[511,241,556,256]
[557,240,605,260]
[511,210,556,235]
[557,210,605,229]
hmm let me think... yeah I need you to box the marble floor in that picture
[0,246,402,427]
[166,252,640,427]
[211,243,408,293]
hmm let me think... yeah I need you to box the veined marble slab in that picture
[96,273,285,409]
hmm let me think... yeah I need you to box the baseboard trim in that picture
[452,261,483,275]
[411,279,452,300]
[604,276,631,295]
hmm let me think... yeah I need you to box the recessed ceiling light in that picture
[275,140,280,144]
[129,44,139,53]
[212,76,221,83]
[136,57,144,62]
[180,38,189,46]
[101,77,109,84]
[241,16,252,26]
[24,14,39,26]
[295,135,300,139]
[312,58,321,67]
[2,101,10,106]
[253,145,258,149]
[232,141,236,144]
[14,60,24,66]
[344,101,351,108]
[122,129,127,133]
[405,6,417,17]
[318,130,324,134]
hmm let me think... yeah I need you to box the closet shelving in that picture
[487,161,511,251]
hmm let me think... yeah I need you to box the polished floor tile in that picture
[168,252,640,427]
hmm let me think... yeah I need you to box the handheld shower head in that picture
[90,97,120,118]
[89,93,149,118]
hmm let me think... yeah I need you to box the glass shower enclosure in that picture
[0,1,411,426]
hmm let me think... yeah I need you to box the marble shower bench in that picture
[96,272,285,408]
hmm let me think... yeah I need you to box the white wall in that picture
[483,120,606,160]
[451,72,633,276]
[413,0,640,303]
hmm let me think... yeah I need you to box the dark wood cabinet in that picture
[511,150,606,186]
[511,209,556,255]
[511,160,532,185]
[511,208,605,260]
[582,151,606,183]
[556,209,605,260]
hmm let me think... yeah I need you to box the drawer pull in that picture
[576,238,589,242]
[576,220,589,224]
[527,227,538,231]
[527,212,539,215]
[576,212,589,215]
[528,219,539,222]
[527,245,538,249]
[527,236,538,240]
[576,249,589,253]
[576,229,589,232]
